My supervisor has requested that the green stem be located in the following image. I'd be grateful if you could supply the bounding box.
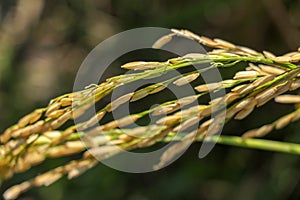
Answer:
[164,135,300,155]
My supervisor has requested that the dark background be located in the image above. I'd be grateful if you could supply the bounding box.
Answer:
[1,0,300,199]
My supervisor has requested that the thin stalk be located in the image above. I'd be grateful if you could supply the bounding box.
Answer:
[163,134,300,155]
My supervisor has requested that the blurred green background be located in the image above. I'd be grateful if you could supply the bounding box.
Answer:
[1,0,300,199]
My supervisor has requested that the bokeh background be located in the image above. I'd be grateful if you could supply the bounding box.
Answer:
[1,0,300,199]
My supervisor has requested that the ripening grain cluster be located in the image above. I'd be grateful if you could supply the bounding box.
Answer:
[1,29,300,199]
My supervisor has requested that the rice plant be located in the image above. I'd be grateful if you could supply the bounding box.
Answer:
[1,29,300,199]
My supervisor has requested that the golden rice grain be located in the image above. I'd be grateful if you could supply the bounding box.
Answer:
[183,53,207,60]
[242,124,273,138]
[23,151,44,166]
[291,53,300,62]
[255,90,275,107]
[72,104,91,119]
[26,134,39,144]
[43,131,61,139]
[231,84,248,93]
[214,38,236,49]
[199,36,218,47]
[235,97,255,110]
[148,83,167,94]
[152,33,175,48]
[225,92,240,103]
[45,103,61,117]
[152,103,179,116]
[67,159,97,179]
[195,82,220,92]
[273,56,291,63]
[126,126,149,138]
[118,134,134,142]
[82,111,106,129]
[180,29,202,41]
[47,109,65,119]
[109,92,133,111]
[209,97,223,105]
[259,64,285,75]
[246,63,261,72]
[234,99,256,120]
[275,95,300,104]
[251,75,275,88]
[156,115,181,125]
[47,145,80,158]
[237,46,259,55]
[178,95,198,107]
[3,181,31,200]
[275,113,294,130]
[50,111,72,129]
[200,106,212,117]
[263,50,276,59]
[290,80,300,91]
[85,145,120,159]
[121,61,149,70]
[283,51,298,57]
[29,109,43,124]
[237,76,274,95]
[205,120,223,136]
[60,98,73,107]
[14,120,44,138]
[83,135,110,147]
[199,118,213,129]
[173,73,200,86]
[33,168,64,187]
[18,114,33,128]
[116,114,140,127]
[173,116,200,132]
[130,88,150,102]
[153,131,194,170]
[233,71,259,79]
